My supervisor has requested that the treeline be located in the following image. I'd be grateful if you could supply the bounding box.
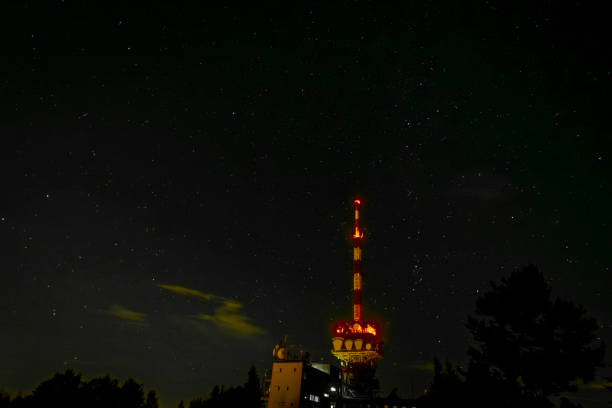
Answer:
[0,365,261,408]
[0,370,159,408]
[417,265,606,408]
[181,366,261,408]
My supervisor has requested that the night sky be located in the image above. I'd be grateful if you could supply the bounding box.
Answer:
[3,1,612,407]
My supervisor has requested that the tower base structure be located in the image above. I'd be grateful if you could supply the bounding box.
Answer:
[264,340,413,408]
[331,320,383,399]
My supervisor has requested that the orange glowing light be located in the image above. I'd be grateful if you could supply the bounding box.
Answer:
[334,320,378,338]
[354,199,361,205]
[353,227,364,238]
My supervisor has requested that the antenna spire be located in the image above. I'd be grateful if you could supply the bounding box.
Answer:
[352,198,363,322]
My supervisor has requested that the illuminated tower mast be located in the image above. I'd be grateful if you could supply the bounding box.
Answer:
[353,199,363,323]
[331,198,383,396]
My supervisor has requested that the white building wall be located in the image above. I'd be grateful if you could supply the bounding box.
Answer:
[266,361,304,408]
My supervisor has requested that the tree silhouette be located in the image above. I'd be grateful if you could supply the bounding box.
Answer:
[186,365,262,408]
[425,357,466,407]
[422,265,605,408]
[30,369,83,408]
[0,369,156,408]
[120,378,146,408]
[209,385,220,402]
[0,391,10,408]
[245,365,262,403]
[144,390,159,408]
[188,396,206,408]
[81,375,121,408]
[465,265,605,406]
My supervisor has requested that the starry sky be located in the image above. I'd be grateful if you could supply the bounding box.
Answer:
[3,1,612,407]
